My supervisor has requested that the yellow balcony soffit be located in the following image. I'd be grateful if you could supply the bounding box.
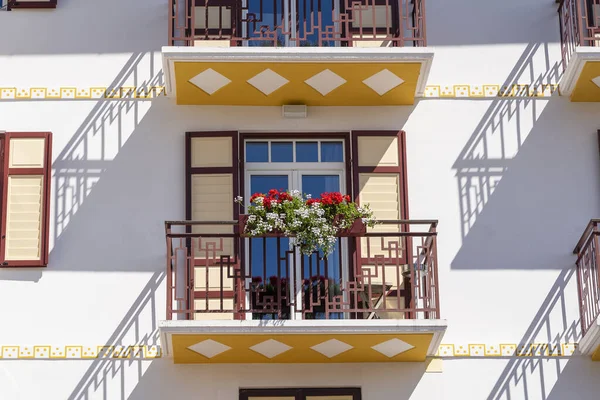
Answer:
[161,46,434,106]
[159,319,447,364]
[559,47,600,102]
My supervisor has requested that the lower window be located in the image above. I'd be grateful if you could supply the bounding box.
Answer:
[239,388,361,400]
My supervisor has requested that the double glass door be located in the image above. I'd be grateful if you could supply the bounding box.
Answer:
[244,140,347,320]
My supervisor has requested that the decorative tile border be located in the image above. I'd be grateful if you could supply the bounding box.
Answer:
[0,87,166,100]
[423,84,559,98]
[436,343,577,357]
[0,343,578,359]
[0,84,559,100]
[0,345,161,359]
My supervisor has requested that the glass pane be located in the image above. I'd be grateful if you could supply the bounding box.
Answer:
[246,0,285,46]
[297,0,335,47]
[301,174,342,320]
[249,175,290,320]
[302,175,340,197]
[271,142,294,162]
[246,142,269,162]
[321,142,343,162]
[296,142,319,162]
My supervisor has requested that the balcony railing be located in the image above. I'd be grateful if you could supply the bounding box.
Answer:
[574,219,600,336]
[165,220,439,321]
[559,0,600,66]
[168,0,426,47]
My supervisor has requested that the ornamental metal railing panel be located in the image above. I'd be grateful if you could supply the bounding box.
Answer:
[169,0,426,47]
[165,219,439,321]
[558,0,600,67]
[573,219,600,336]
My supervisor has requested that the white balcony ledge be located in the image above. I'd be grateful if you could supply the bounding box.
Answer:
[159,319,447,364]
[161,46,434,106]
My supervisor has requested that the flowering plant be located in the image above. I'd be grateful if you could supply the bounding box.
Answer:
[235,189,376,255]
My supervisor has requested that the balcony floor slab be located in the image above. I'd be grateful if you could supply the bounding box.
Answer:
[161,47,434,106]
[560,47,600,102]
[159,319,447,364]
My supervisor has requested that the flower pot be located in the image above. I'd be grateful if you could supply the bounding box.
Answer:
[238,214,285,237]
[335,216,366,237]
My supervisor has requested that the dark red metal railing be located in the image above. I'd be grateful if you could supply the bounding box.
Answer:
[165,220,439,321]
[169,0,426,47]
[559,0,600,67]
[573,219,600,336]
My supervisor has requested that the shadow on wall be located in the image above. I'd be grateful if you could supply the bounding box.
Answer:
[66,271,164,400]
[127,361,427,400]
[426,0,560,46]
[0,0,166,54]
[484,268,582,399]
[452,42,600,270]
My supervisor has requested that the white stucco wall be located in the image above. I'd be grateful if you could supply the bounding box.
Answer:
[1,0,600,399]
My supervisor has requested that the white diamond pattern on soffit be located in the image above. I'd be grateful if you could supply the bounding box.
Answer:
[593,76,600,88]
[249,339,292,359]
[310,339,354,358]
[188,68,232,95]
[247,69,290,95]
[371,338,414,358]
[362,69,404,96]
[187,339,232,359]
[304,69,347,96]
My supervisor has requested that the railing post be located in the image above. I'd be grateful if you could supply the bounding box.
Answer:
[166,224,173,320]
[431,223,440,319]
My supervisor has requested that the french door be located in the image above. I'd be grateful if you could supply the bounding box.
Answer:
[242,0,339,46]
[244,139,347,320]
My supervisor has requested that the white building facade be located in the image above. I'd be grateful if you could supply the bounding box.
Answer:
[1,0,600,399]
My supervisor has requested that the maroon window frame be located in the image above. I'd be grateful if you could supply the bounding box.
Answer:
[0,132,52,268]
[7,0,57,10]
[239,388,362,400]
[185,131,241,318]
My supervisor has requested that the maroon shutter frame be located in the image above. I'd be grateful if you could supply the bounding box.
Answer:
[350,130,410,315]
[0,132,52,268]
[185,131,241,319]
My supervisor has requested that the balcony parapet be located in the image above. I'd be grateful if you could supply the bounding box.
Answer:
[574,219,600,360]
[558,0,600,101]
[161,219,446,363]
[169,0,426,47]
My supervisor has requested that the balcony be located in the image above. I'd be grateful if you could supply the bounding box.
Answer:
[558,0,600,101]
[159,220,447,364]
[161,0,432,106]
[168,0,426,47]
[574,220,600,360]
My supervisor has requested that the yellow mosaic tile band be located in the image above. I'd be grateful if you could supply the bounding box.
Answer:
[436,343,577,357]
[423,84,559,98]
[0,344,577,359]
[0,84,559,100]
[0,345,161,359]
[0,87,166,100]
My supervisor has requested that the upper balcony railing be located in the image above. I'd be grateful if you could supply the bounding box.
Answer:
[169,0,426,47]
[165,220,439,321]
[559,0,600,67]
[573,219,600,336]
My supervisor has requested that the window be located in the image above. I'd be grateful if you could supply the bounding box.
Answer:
[185,131,408,319]
[5,0,57,10]
[239,388,361,400]
[0,132,52,267]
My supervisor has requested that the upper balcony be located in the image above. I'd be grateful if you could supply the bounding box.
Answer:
[162,0,433,107]
[573,220,600,360]
[159,220,446,364]
[558,0,600,101]
[168,0,426,47]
